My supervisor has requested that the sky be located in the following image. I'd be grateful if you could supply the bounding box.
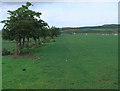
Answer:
[0,1,118,29]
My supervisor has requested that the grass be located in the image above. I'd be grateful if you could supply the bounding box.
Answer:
[2,34,118,89]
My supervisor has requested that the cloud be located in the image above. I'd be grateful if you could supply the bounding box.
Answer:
[1,0,119,2]
[0,2,118,29]
[35,2,117,27]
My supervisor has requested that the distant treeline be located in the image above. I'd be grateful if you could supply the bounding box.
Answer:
[60,24,120,34]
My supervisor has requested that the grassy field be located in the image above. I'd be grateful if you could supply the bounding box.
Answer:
[61,28,118,34]
[2,34,118,89]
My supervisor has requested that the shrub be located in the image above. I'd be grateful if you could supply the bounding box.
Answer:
[2,48,11,56]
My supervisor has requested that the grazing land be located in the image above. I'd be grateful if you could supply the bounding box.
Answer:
[2,34,118,89]
[60,24,119,34]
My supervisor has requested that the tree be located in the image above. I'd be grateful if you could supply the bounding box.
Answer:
[49,26,60,39]
[33,19,49,46]
[1,2,48,54]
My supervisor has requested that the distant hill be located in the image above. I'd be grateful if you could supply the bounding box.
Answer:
[60,24,119,34]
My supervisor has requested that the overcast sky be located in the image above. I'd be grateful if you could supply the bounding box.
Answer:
[0,2,118,29]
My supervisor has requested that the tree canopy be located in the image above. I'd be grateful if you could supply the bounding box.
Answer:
[1,2,60,55]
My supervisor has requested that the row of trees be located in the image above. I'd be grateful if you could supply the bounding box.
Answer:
[1,2,60,54]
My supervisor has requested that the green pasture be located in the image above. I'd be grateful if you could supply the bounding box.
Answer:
[2,34,118,89]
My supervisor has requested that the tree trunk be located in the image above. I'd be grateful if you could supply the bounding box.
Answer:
[26,38,29,48]
[38,37,41,46]
[16,40,19,55]
[18,38,22,54]
[15,39,21,55]
[19,39,22,50]
[22,37,25,48]
[33,37,37,47]
[51,35,54,39]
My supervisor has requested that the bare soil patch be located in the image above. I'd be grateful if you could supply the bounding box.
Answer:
[9,54,40,60]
